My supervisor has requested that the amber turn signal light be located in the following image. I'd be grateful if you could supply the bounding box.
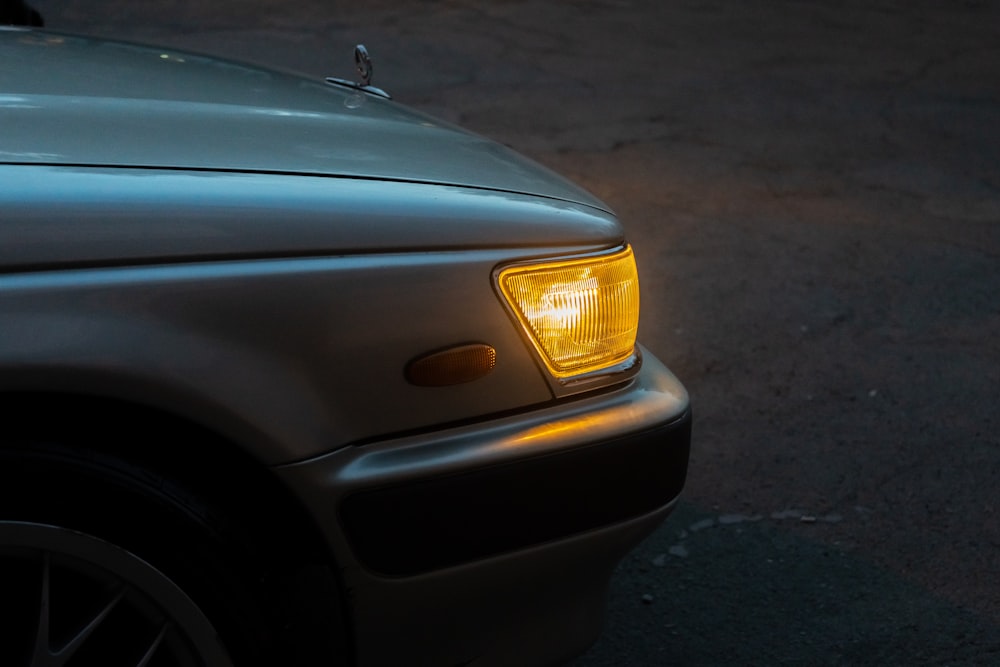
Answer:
[406,343,497,387]
[497,246,640,379]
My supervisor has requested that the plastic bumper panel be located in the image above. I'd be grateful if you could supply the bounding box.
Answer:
[275,349,690,666]
[341,411,690,576]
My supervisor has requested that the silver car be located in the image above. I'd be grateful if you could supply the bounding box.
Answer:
[0,27,691,667]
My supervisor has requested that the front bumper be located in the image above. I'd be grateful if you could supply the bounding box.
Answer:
[276,347,690,666]
[341,407,689,577]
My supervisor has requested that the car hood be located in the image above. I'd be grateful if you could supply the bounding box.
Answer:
[0,28,609,213]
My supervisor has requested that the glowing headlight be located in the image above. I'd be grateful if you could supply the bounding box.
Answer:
[497,246,640,378]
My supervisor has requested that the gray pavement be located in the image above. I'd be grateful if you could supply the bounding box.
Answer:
[30,0,1000,664]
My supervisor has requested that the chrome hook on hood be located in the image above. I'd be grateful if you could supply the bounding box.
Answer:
[326,43,391,99]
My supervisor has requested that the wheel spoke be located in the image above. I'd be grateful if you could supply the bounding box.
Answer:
[29,550,125,667]
[52,587,125,663]
[135,622,170,667]
[30,552,53,667]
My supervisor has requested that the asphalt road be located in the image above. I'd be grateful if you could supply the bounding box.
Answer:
[30,0,1000,664]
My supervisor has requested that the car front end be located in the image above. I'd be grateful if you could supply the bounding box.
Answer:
[0,28,689,666]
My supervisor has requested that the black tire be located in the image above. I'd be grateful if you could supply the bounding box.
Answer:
[0,441,342,667]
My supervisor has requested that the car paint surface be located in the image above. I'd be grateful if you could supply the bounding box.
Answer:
[0,29,608,212]
[0,166,621,271]
[0,246,596,462]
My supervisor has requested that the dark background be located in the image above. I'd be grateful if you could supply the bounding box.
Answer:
[27,1,1000,663]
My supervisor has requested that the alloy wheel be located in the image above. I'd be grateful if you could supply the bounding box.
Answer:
[0,521,232,667]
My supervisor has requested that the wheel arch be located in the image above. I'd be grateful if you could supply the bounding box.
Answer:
[0,390,354,665]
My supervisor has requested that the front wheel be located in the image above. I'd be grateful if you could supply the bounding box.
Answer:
[0,441,346,667]
[0,521,233,667]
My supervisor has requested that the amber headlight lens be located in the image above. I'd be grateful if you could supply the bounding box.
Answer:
[497,246,640,378]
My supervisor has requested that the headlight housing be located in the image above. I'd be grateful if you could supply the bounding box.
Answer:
[497,245,640,381]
